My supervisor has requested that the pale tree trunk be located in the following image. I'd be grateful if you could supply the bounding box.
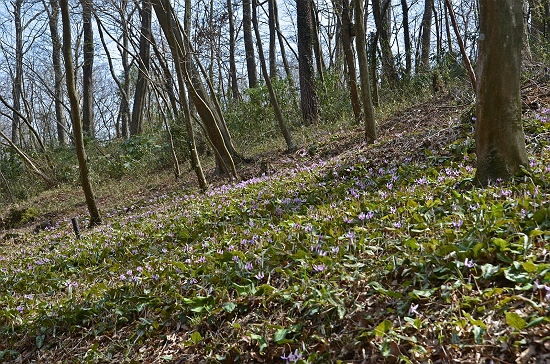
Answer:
[297,0,319,125]
[252,0,296,151]
[131,0,152,136]
[82,0,94,137]
[274,0,294,86]
[342,0,361,123]
[120,0,131,138]
[243,0,258,88]
[60,0,101,226]
[418,0,433,72]
[12,0,23,145]
[475,0,528,186]
[355,0,376,144]
[45,0,68,146]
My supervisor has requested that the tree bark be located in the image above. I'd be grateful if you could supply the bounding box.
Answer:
[419,0,433,72]
[475,0,528,186]
[227,0,240,100]
[131,0,152,136]
[372,0,399,86]
[82,0,95,137]
[243,0,258,88]
[268,0,277,78]
[12,0,23,145]
[61,0,102,226]
[355,0,376,144]
[400,0,412,76]
[342,0,361,123]
[297,0,319,125]
[46,0,68,146]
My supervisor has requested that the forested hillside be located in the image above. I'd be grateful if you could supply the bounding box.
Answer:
[0,0,550,362]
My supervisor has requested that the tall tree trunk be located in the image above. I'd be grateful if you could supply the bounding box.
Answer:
[243,0,258,88]
[61,0,101,226]
[131,0,152,136]
[418,0,433,72]
[12,0,23,145]
[252,0,296,151]
[268,0,277,78]
[342,0,361,123]
[475,0,528,186]
[311,2,326,89]
[82,0,94,137]
[372,0,399,86]
[46,0,68,146]
[400,0,412,76]
[297,0,319,125]
[274,0,294,85]
[444,0,453,53]
[355,0,376,144]
[227,0,240,100]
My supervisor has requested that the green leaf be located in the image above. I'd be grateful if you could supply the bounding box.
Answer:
[274,328,290,344]
[533,208,549,223]
[472,325,484,344]
[480,263,500,279]
[505,312,526,330]
[374,320,393,338]
[222,302,237,313]
[190,331,203,344]
[504,268,530,284]
[521,261,538,273]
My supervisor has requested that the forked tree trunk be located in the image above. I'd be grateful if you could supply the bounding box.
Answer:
[475,0,528,186]
[60,0,101,226]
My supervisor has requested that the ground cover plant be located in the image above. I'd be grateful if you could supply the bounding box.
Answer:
[0,92,550,363]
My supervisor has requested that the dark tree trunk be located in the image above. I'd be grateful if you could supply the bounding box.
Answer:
[297,0,319,125]
[12,0,23,145]
[400,0,412,76]
[131,0,152,136]
[228,0,240,99]
[268,0,277,78]
[475,0,528,186]
[243,0,258,88]
[61,0,102,226]
[82,0,94,137]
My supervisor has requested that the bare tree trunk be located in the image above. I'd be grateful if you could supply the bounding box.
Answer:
[475,0,528,186]
[355,0,376,144]
[444,0,453,53]
[12,0,23,145]
[268,0,277,78]
[297,0,320,125]
[61,0,101,226]
[400,0,412,76]
[372,0,399,86]
[419,0,433,72]
[311,1,326,89]
[227,0,240,100]
[243,0,258,88]
[82,0,95,137]
[253,0,296,151]
[131,0,152,136]
[45,0,68,146]
[342,0,361,123]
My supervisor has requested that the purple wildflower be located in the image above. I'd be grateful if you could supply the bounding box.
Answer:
[408,303,419,316]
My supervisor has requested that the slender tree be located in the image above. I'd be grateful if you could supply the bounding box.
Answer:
[474,0,528,186]
[372,0,399,85]
[400,0,412,76]
[342,0,361,123]
[81,0,95,137]
[60,0,102,226]
[297,0,319,125]
[419,0,433,72]
[227,0,240,100]
[11,0,23,145]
